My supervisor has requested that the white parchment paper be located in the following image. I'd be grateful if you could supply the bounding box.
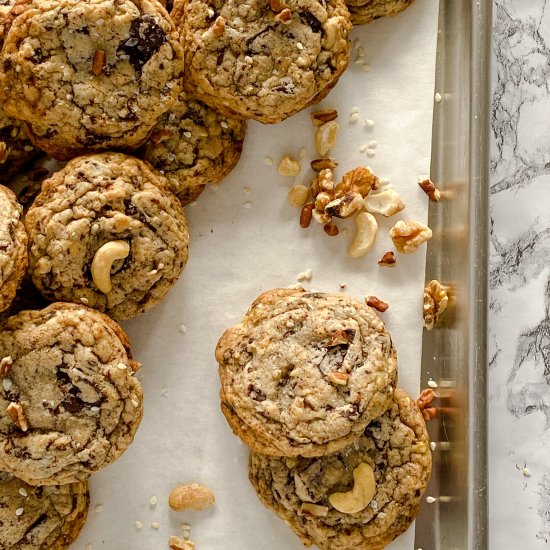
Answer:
[74,2,439,548]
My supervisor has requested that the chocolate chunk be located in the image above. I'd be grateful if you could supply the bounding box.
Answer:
[118,15,167,71]
[299,11,322,33]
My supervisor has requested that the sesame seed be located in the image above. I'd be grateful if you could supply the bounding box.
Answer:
[150,495,157,506]
[181,523,191,530]
[220,121,229,129]
[367,140,378,148]
[207,8,214,16]
[428,379,438,388]
[349,112,359,123]
[426,496,436,504]
[183,131,192,138]
[435,92,442,103]
[90,406,100,413]
[117,363,127,370]
[523,467,532,478]
[299,147,307,159]
[366,148,376,157]
[131,399,139,408]
[362,64,371,72]
[430,441,436,451]
[296,42,304,50]
[18,488,28,497]
[364,119,375,129]
[86,545,93,550]
[359,144,369,153]
[15,507,24,516]
[161,388,168,397]
[80,297,89,304]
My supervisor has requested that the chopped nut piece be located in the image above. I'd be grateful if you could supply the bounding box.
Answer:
[336,166,377,198]
[169,484,215,512]
[389,220,432,254]
[278,155,301,177]
[423,279,449,330]
[299,503,329,517]
[310,108,338,126]
[422,407,438,421]
[212,16,226,36]
[315,120,339,157]
[328,330,353,346]
[299,203,314,228]
[275,7,292,22]
[268,0,286,11]
[311,158,338,172]
[328,371,349,385]
[169,536,195,550]
[325,192,364,219]
[364,189,405,217]
[365,296,389,312]
[314,191,332,211]
[288,184,310,207]
[311,169,335,198]
[417,388,436,410]
[92,49,106,76]
[348,212,378,259]
[312,209,331,225]
[328,463,376,514]
[323,223,339,236]
[0,356,13,377]
[7,402,28,432]
[418,178,441,202]
[378,251,396,267]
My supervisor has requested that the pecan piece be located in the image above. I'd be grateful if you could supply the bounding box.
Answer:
[323,223,339,236]
[92,49,106,76]
[417,388,436,409]
[268,0,286,11]
[310,108,338,126]
[275,8,292,22]
[378,251,396,267]
[311,158,339,172]
[365,296,389,312]
[418,178,441,202]
[212,16,226,36]
[299,203,314,228]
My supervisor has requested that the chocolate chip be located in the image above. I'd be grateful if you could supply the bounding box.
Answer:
[118,15,167,71]
[247,384,266,402]
[299,11,322,33]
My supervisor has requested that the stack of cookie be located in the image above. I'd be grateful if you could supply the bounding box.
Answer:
[216,288,432,549]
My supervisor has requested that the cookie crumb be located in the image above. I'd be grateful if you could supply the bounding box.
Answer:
[161,388,168,397]
[264,157,273,166]
[179,324,187,334]
[95,504,103,513]
[135,520,143,530]
[169,484,215,512]
[150,495,158,507]
[151,522,161,530]
[364,119,375,129]
[243,201,252,209]
[426,496,436,504]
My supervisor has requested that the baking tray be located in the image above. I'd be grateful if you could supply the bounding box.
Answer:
[414,1,491,549]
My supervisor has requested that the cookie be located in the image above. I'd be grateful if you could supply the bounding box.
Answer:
[0,106,41,184]
[0,0,184,160]
[0,472,89,549]
[249,389,432,550]
[25,153,190,321]
[216,288,398,457]
[0,302,143,486]
[0,0,15,47]
[140,90,246,205]
[176,0,352,124]
[0,184,27,315]
[345,0,416,25]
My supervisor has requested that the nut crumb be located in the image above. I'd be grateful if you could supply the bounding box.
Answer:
[212,15,226,36]
[364,189,405,217]
[418,178,441,202]
[390,220,432,254]
[311,158,338,172]
[169,484,215,512]
[278,155,301,177]
[423,280,449,330]
[378,251,396,267]
[339,282,347,289]
[95,504,103,513]
[310,108,338,126]
[365,296,389,312]
[288,184,310,207]
[327,371,349,385]
[323,223,339,236]
[170,536,195,550]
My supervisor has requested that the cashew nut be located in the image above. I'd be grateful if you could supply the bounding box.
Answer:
[364,189,405,217]
[348,212,378,259]
[328,463,376,514]
[91,240,130,294]
[315,120,339,157]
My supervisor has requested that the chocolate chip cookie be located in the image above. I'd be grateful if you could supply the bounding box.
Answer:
[216,288,398,457]
[0,302,143,486]
[177,0,352,124]
[249,389,432,550]
[25,153,189,321]
[346,0,416,26]
[0,184,27,315]
[0,472,89,549]
[0,0,15,47]
[140,90,246,205]
[0,0,184,160]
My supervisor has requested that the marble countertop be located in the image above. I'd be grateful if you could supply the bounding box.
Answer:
[490,0,550,548]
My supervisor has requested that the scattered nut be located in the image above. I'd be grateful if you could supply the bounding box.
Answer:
[311,168,335,198]
[327,371,349,385]
[423,280,449,330]
[288,184,310,207]
[299,503,329,517]
[7,402,28,432]
[278,155,301,177]
[417,388,436,410]
[418,178,441,202]
[91,240,130,294]
[389,220,432,254]
[311,158,339,172]
[314,191,332,211]
[328,463,376,514]
[325,192,364,219]
[0,356,13,377]
[275,7,292,22]
[315,120,339,157]
[310,108,338,126]
[323,223,339,236]
[169,484,215,512]
[378,251,396,267]
[365,296,389,312]
[348,212,378,259]
[312,208,332,225]
[422,407,438,421]
[299,203,314,228]
[336,166,377,198]
[92,49,106,76]
[268,0,286,11]
[212,15,226,36]
[169,536,195,550]
[364,189,405,217]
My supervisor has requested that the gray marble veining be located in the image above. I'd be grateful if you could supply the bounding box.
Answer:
[491,1,550,547]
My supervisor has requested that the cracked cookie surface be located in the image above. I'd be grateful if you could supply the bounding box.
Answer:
[0,184,27,314]
[0,472,89,549]
[140,89,246,205]
[0,0,184,159]
[176,0,351,123]
[0,302,143,485]
[249,389,431,550]
[216,288,398,457]
[25,153,189,321]
[345,0,416,25]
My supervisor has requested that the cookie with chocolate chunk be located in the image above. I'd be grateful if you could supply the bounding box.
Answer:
[176,0,352,124]
[0,184,27,315]
[216,288,397,457]
[140,90,246,205]
[0,302,143,486]
[0,0,184,159]
[0,473,89,549]
[346,0,416,26]
[249,389,431,550]
[25,153,189,321]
